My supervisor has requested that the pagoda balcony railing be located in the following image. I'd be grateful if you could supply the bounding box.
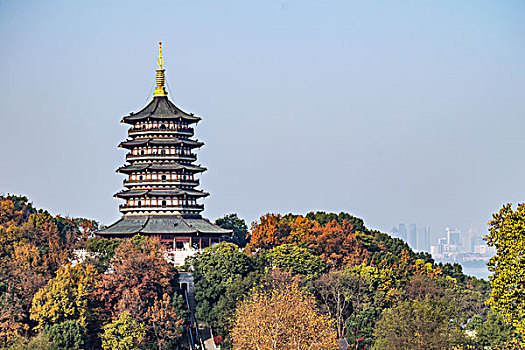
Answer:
[126,153,197,162]
[128,127,194,135]
[123,179,199,187]
[119,204,204,211]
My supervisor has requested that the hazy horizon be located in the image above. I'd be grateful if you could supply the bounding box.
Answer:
[1,1,524,245]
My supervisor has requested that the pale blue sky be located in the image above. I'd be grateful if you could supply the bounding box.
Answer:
[1,0,524,243]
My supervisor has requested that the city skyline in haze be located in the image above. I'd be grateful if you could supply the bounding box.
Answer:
[1,1,524,238]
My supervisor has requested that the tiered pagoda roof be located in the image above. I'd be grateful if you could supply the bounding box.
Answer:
[97,42,231,242]
[122,96,201,124]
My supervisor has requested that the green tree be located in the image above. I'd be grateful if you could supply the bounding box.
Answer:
[6,332,53,350]
[305,211,367,233]
[486,203,525,336]
[101,312,145,350]
[192,242,262,337]
[44,320,86,350]
[84,237,121,272]
[468,311,517,348]
[215,213,249,247]
[266,244,327,279]
[373,296,465,350]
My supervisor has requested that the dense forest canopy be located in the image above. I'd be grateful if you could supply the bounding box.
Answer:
[0,195,522,349]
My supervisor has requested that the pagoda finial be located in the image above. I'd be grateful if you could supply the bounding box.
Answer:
[158,41,164,69]
[154,41,168,97]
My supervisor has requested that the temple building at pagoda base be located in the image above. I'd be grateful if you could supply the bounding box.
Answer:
[98,215,231,265]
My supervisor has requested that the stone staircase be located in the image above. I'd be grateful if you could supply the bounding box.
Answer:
[185,288,216,350]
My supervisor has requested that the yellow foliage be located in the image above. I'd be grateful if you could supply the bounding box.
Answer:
[30,263,99,330]
[231,281,339,350]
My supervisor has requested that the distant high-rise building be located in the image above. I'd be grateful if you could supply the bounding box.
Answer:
[417,226,430,252]
[408,223,417,250]
[398,224,407,242]
[446,228,461,246]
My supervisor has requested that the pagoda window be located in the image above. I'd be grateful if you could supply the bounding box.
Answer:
[160,124,166,130]
[139,175,143,181]
[161,175,166,181]
[138,200,142,206]
[161,149,166,155]
[162,200,167,208]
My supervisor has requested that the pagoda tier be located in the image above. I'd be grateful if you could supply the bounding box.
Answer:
[117,162,206,174]
[97,42,232,256]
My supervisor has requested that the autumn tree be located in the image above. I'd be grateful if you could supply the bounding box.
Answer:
[93,237,185,349]
[0,243,53,344]
[306,220,365,268]
[142,294,184,350]
[486,203,525,336]
[248,213,290,251]
[30,263,99,331]
[230,279,338,350]
[94,238,177,317]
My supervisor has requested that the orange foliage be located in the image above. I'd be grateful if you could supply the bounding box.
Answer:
[305,220,364,268]
[248,214,288,251]
[94,238,176,318]
[285,216,319,244]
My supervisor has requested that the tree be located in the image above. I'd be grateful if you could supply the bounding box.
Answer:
[248,213,290,251]
[305,220,365,268]
[44,320,86,350]
[142,294,184,350]
[94,238,177,318]
[84,237,122,272]
[486,203,525,336]
[373,296,465,350]
[192,242,262,338]
[305,211,367,233]
[266,244,327,280]
[312,268,372,339]
[30,263,99,331]
[467,311,516,348]
[216,213,249,248]
[230,279,338,350]
[93,237,184,349]
[101,312,145,350]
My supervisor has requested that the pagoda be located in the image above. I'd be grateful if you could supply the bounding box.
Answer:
[97,43,231,263]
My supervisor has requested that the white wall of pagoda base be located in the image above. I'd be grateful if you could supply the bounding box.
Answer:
[164,248,204,266]
[73,247,204,267]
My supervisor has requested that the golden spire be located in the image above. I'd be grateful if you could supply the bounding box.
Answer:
[154,41,168,97]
